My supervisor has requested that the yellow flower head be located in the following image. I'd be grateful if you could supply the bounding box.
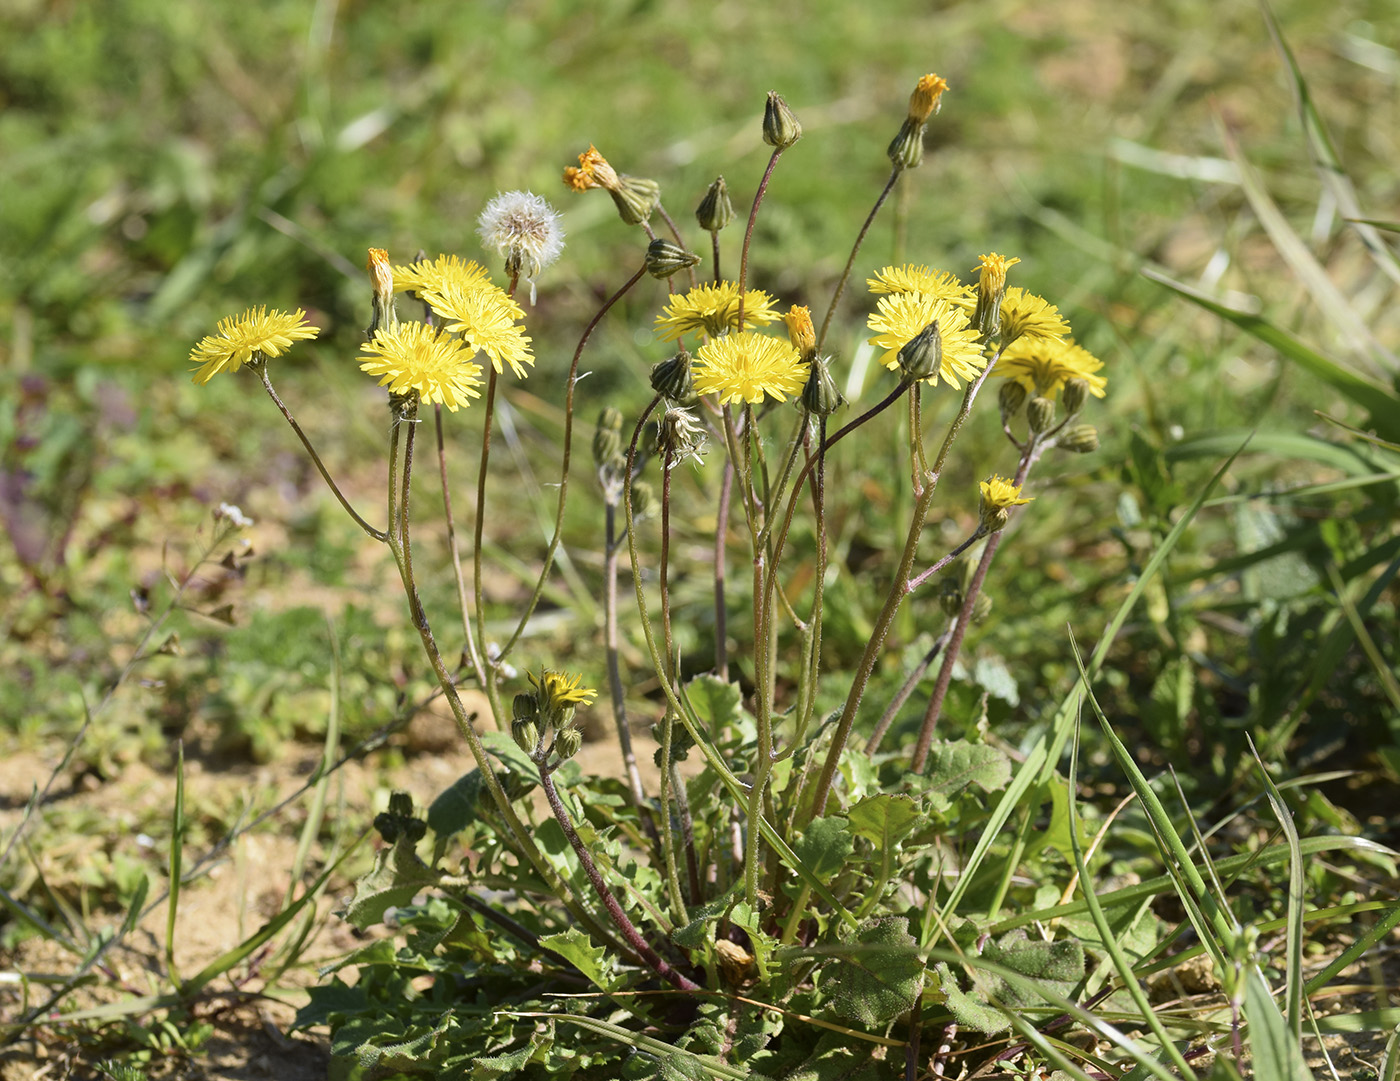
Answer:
[694,331,809,405]
[867,264,974,309]
[528,669,598,727]
[359,322,484,412]
[654,281,781,342]
[421,280,534,378]
[393,254,492,298]
[189,307,320,384]
[999,287,1071,345]
[979,474,1032,532]
[907,74,949,123]
[563,145,621,193]
[867,293,987,388]
[784,304,816,357]
[996,337,1107,399]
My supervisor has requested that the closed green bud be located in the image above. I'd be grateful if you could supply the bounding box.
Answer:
[897,320,943,383]
[631,480,657,520]
[512,718,540,755]
[971,592,993,622]
[609,176,661,225]
[650,350,695,402]
[554,727,582,761]
[599,406,624,432]
[696,175,734,233]
[998,380,1027,418]
[593,425,622,466]
[1062,377,1089,416]
[984,507,1011,533]
[387,791,414,818]
[1027,395,1055,433]
[939,579,963,617]
[887,117,925,170]
[513,692,539,723]
[762,91,803,150]
[801,354,843,416]
[1059,423,1100,453]
[645,238,701,280]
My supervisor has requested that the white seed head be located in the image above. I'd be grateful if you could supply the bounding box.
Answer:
[477,190,565,303]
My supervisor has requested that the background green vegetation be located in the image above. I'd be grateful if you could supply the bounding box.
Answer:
[1,0,1397,1073]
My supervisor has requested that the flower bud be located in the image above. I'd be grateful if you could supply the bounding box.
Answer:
[366,248,399,338]
[801,354,843,416]
[938,579,963,617]
[512,692,539,723]
[645,238,701,280]
[1027,395,1056,434]
[554,727,582,761]
[978,475,1033,532]
[512,718,540,756]
[387,791,415,819]
[1058,423,1100,454]
[785,305,817,360]
[907,74,949,124]
[971,253,1019,341]
[983,507,1010,533]
[886,118,925,170]
[897,320,943,383]
[971,592,993,622]
[762,91,803,150]
[609,175,661,225]
[599,406,623,432]
[998,380,1027,418]
[631,480,657,520]
[650,350,695,402]
[696,176,734,233]
[1062,377,1089,416]
[593,424,622,466]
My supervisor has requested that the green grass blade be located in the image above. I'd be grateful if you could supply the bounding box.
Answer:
[1324,562,1400,712]
[1248,738,1304,1042]
[165,740,185,991]
[1244,964,1316,1081]
[1379,1015,1400,1081]
[1067,718,1196,1077]
[1142,268,1400,441]
[1303,902,1400,996]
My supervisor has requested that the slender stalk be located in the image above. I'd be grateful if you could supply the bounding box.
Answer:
[538,768,700,992]
[711,231,723,285]
[865,630,949,756]
[911,434,1041,770]
[470,366,506,724]
[713,461,733,679]
[497,264,649,661]
[657,450,689,922]
[655,201,698,293]
[816,167,902,354]
[435,404,486,682]
[904,529,985,594]
[603,502,649,814]
[256,362,386,542]
[735,148,784,331]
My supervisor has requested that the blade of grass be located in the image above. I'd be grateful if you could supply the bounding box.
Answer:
[1248,737,1304,1042]
[165,740,185,991]
[1302,902,1400,997]
[1244,964,1316,1081]
[1379,1015,1400,1081]
[1142,268,1400,441]
[1324,562,1400,711]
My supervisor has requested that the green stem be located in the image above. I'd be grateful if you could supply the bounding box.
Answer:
[713,461,733,679]
[658,450,689,923]
[435,404,486,683]
[604,502,649,815]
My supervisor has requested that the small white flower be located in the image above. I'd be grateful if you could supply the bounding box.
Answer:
[477,190,565,304]
[215,502,254,528]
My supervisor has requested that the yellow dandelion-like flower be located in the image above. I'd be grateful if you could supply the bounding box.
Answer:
[529,668,598,710]
[393,254,493,298]
[694,331,809,405]
[999,287,1071,345]
[907,73,950,123]
[421,281,534,378]
[973,252,1020,299]
[359,322,484,412]
[867,264,974,308]
[784,304,816,357]
[979,474,1032,532]
[867,293,987,388]
[189,306,320,384]
[654,281,781,342]
[996,337,1107,399]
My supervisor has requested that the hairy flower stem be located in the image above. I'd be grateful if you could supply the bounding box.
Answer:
[537,766,700,992]
[657,450,690,922]
[912,435,1041,770]
[713,462,733,679]
[655,201,698,293]
[470,366,507,727]
[435,405,487,683]
[603,503,650,819]
[257,363,386,542]
[816,166,902,354]
[387,414,622,953]
[711,231,723,286]
[865,630,949,756]
[735,148,784,331]
[798,362,999,824]
[497,264,649,663]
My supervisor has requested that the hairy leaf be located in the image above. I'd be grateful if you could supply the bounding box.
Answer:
[825,916,924,1027]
